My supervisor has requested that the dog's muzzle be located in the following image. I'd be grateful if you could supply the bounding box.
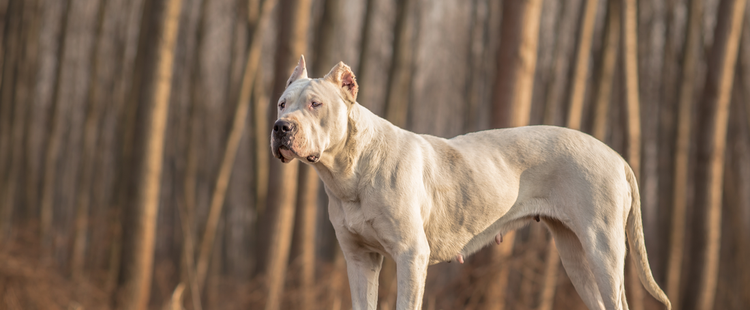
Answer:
[271,119,296,162]
[271,119,321,164]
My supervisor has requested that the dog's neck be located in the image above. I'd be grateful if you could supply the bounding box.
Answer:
[312,103,388,202]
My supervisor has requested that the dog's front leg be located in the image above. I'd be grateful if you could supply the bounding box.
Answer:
[341,246,384,310]
[393,238,430,310]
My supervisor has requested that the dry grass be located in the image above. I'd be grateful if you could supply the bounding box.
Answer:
[0,224,633,310]
[0,229,110,310]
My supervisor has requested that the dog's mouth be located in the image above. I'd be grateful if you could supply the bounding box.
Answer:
[277,145,296,163]
[275,145,320,164]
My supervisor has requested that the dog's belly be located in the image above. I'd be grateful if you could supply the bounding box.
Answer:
[421,170,521,264]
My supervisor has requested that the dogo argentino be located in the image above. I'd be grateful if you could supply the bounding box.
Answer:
[271,56,671,310]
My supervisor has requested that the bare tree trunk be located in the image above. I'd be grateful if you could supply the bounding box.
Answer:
[119,0,183,308]
[465,0,493,133]
[39,0,72,261]
[384,0,415,128]
[355,0,374,93]
[177,191,202,310]
[566,0,599,130]
[621,0,645,308]
[253,68,269,216]
[543,0,582,126]
[692,0,746,309]
[26,0,67,244]
[485,1,542,309]
[291,165,319,309]
[538,238,560,310]
[0,0,26,242]
[104,0,145,294]
[194,0,277,294]
[665,0,702,307]
[263,161,299,310]
[490,0,543,129]
[592,0,621,141]
[263,0,312,308]
[71,0,106,280]
[0,0,8,93]
[0,1,21,219]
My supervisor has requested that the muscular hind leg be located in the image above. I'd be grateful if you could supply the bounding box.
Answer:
[578,224,629,310]
[545,218,605,310]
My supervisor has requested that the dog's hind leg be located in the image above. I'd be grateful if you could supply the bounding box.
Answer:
[545,218,606,310]
[578,220,629,310]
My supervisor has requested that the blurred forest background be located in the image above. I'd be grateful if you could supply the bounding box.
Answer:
[1,0,750,309]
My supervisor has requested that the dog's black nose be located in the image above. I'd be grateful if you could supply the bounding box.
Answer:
[273,120,294,134]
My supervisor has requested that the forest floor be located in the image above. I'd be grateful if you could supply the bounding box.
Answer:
[0,227,109,310]
[1,224,665,310]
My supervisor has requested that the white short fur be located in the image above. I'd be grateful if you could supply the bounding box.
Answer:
[270,56,671,310]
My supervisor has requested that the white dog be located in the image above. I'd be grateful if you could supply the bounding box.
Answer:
[271,56,671,310]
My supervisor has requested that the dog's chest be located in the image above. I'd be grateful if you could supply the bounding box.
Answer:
[328,199,385,252]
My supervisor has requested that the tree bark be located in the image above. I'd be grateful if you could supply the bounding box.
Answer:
[119,0,183,308]
[71,0,107,279]
[485,1,542,309]
[543,0,582,126]
[0,0,26,242]
[592,0,621,141]
[691,0,746,309]
[104,0,145,293]
[39,0,72,261]
[665,0,702,308]
[253,68,269,216]
[566,0,599,130]
[538,239,560,310]
[490,0,542,129]
[293,165,319,309]
[384,0,415,128]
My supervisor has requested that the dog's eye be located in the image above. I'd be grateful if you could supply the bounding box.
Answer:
[311,101,322,108]
[279,100,286,109]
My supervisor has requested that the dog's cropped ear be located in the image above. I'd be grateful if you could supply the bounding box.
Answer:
[324,62,358,103]
[286,55,308,88]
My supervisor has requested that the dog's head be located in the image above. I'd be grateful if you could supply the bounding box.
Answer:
[271,55,359,164]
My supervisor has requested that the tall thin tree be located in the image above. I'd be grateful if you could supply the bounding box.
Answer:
[71,0,107,279]
[665,0,702,308]
[120,0,183,308]
[567,0,599,130]
[384,0,416,128]
[592,0,621,142]
[692,0,747,309]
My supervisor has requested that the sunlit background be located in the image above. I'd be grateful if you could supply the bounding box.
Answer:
[0,0,749,309]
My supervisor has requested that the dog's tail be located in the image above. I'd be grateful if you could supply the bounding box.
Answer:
[625,164,672,310]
